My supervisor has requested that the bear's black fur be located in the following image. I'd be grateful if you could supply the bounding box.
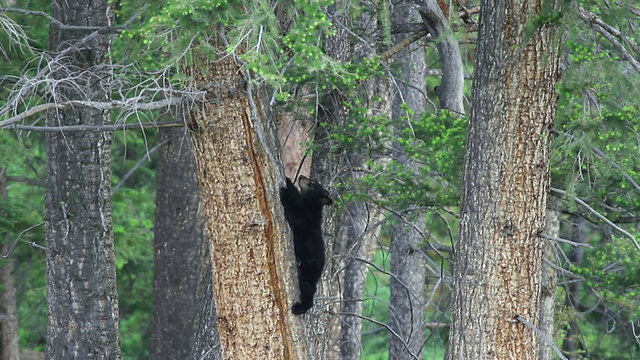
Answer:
[279,175,332,315]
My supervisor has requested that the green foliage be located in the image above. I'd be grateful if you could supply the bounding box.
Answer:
[111,136,156,360]
[330,108,466,210]
[361,248,449,359]
[0,132,47,350]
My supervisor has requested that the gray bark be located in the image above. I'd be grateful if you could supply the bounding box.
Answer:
[445,0,562,358]
[562,216,586,359]
[45,0,120,357]
[415,0,465,114]
[389,3,428,359]
[0,243,19,360]
[538,208,559,360]
[338,202,373,360]
[151,126,221,360]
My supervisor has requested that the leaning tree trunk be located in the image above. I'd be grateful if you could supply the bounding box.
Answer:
[151,126,221,360]
[44,0,120,358]
[186,32,307,359]
[445,0,562,359]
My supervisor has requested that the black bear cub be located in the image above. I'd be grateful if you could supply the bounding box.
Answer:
[279,175,332,314]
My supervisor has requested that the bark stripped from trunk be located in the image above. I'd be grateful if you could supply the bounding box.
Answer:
[187,38,306,359]
[446,0,561,358]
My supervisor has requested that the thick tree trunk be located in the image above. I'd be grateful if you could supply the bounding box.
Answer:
[44,0,120,358]
[187,34,306,359]
[151,126,221,360]
[446,0,561,358]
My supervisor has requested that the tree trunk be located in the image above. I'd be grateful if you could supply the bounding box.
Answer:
[338,201,374,360]
[445,0,561,358]
[538,207,559,360]
[562,216,586,359]
[187,33,306,359]
[151,126,221,360]
[417,0,465,114]
[44,0,120,358]
[388,3,428,359]
[0,242,19,360]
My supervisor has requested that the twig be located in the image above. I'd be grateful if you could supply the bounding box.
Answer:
[540,232,594,248]
[335,312,421,360]
[111,138,170,196]
[1,222,45,259]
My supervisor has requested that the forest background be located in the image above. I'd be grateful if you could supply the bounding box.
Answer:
[1,0,640,359]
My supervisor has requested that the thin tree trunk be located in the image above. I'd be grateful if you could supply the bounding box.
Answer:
[338,202,374,360]
[562,216,586,359]
[417,0,465,114]
[151,125,221,360]
[0,243,19,360]
[388,3,428,359]
[538,207,559,360]
[187,33,306,359]
[445,0,562,358]
[44,0,120,358]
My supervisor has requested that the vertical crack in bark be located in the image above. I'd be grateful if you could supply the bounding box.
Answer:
[240,107,293,360]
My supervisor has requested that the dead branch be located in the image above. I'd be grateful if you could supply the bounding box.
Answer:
[12,120,185,132]
[578,7,640,74]
[0,97,201,129]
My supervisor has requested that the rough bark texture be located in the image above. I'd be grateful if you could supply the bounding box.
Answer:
[0,243,19,360]
[45,0,121,358]
[389,3,428,359]
[151,126,221,360]
[187,36,306,359]
[538,207,559,360]
[446,0,561,358]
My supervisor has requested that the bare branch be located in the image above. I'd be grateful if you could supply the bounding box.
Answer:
[0,97,202,129]
[1,222,45,260]
[550,187,640,252]
[0,6,148,120]
[12,119,185,132]
[335,312,421,360]
[540,233,594,248]
[514,315,568,360]
[111,138,170,196]
[3,8,98,31]
[552,129,640,194]
[578,7,640,74]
